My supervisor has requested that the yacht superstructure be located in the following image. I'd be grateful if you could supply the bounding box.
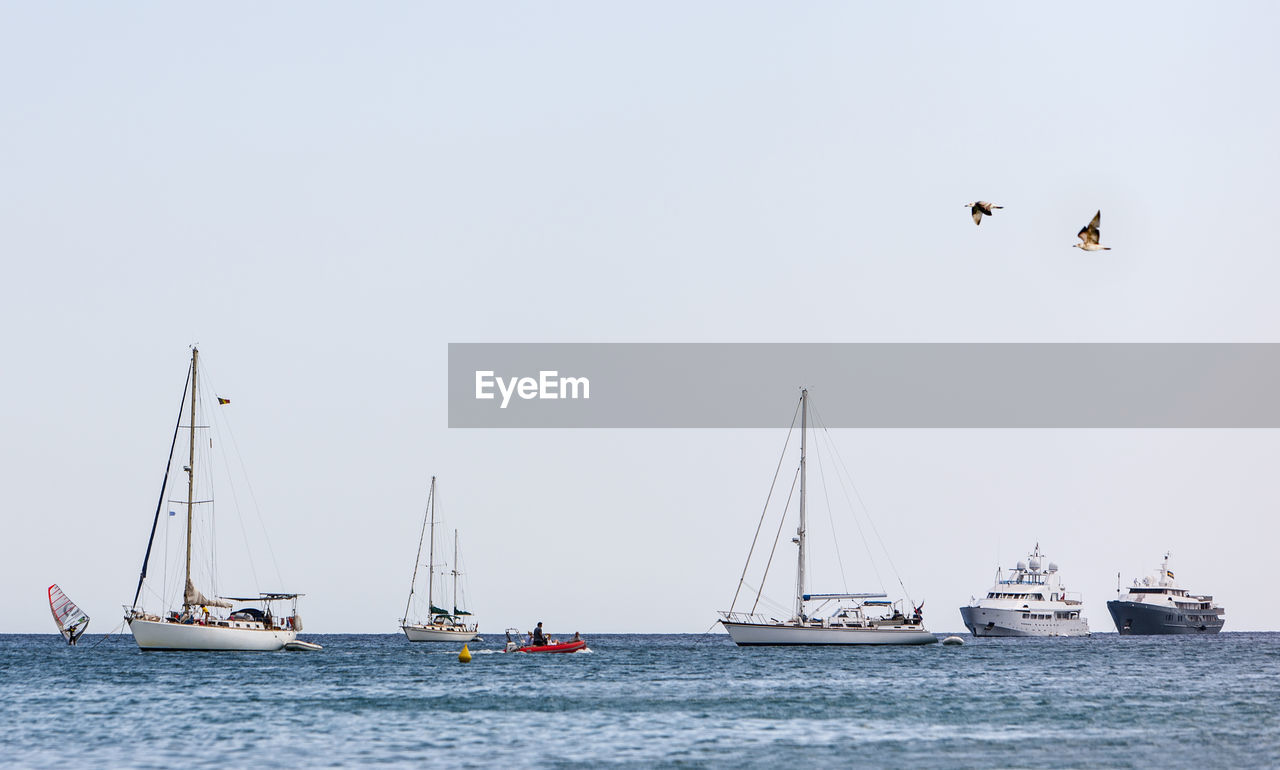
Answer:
[1107,553,1224,635]
[959,544,1089,637]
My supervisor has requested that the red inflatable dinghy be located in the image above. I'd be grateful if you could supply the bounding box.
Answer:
[513,639,587,654]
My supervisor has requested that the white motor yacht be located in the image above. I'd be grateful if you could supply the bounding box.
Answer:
[959,544,1089,637]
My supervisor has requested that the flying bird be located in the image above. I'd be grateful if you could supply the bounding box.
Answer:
[965,201,1002,225]
[1073,210,1111,251]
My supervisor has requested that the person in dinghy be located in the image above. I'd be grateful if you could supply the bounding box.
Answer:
[503,623,588,653]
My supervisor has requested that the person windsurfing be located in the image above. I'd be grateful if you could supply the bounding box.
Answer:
[48,584,90,646]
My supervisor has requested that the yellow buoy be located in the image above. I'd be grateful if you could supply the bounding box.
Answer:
[458,644,472,663]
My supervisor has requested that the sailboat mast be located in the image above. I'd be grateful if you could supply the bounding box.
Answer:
[184,347,198,610]
[427,476,437,617]
[402,475,435,623]
[795,388,807,620]
[452,529,458,616]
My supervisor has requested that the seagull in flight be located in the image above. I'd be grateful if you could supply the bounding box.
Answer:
[965,201,1002,226]
[1073,210,1111,251]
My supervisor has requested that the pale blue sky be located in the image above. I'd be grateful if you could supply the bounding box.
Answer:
[3,3,1279,633]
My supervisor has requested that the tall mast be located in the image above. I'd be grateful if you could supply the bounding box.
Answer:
[452,529,459,616]
[184,347,198,609]
[402,475,435,623]
[427,477,437,617]
[795,388,808,620]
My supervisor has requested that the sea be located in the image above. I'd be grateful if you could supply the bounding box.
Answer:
[2,632,1277,768]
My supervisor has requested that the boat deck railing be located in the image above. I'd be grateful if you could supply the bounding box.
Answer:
[718,612,779,625]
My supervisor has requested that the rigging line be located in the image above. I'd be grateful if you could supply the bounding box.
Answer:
[161,503,168,605]
[132,360,192,609]
[143,581,167,606]
[203,363,286,589]
[454,539,470,612]
[812,409,889,595]
[811,402,915,607]
[191,514,213,594]
[728,396,802,613]
[403,479,433,623]
[86,621,127,649]
[810,433,849,593]
[189,396,218,598]
[162,487,171,610]
[813,413,886,594]
[750,464,801,615]
[202,398,220,597]
[740,581,794,617]
[691,618,727,648]
[201,366,264,593]
[205,386,263,592]
[429,487,444,610]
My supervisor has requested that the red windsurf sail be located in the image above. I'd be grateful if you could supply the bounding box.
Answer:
[48,584,90,645]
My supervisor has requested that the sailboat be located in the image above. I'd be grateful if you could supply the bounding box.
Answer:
[718,388,938,645]
[124,347,303,651]
[48,584,89,645]
[401,476,479,642]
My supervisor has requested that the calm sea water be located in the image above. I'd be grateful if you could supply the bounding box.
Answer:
[2,632,1277,767]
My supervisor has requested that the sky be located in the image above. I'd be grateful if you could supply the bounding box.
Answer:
[3,2,1280,634]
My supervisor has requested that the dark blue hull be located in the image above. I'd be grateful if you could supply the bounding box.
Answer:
[1107,600,1225,635]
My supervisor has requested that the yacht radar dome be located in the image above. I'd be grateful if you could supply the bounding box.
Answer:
[1028,557,1042,571]
[1016,561,1027,571]
[1048,562,1059,573]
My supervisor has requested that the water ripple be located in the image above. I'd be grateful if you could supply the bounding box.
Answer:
[2,633,1277,767]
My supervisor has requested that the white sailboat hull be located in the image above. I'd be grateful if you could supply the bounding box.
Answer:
[129,617,296,651]
[722,620,938,646]
[401,624,479,643]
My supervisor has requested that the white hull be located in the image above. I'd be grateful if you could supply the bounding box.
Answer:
[722,620,938,646]
[402,624,479,643]
[129,617,296,651]
[284,640,323,651]
[959,606,1090,637]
